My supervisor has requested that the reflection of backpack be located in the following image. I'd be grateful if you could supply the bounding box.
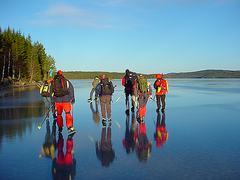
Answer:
[138,76,148,93]
[101,79,114,95]
[53,75,69,97]
[125,71,137,88]
[40,81,51,97]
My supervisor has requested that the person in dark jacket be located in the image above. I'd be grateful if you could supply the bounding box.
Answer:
[95,74,114,126]
[122,113,137,154]
[121,69,138,115]
[51,70,76,135]
[95,125,115,167]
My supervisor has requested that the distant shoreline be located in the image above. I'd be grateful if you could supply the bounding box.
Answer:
[63,69,240,79]
[0,82,39,98]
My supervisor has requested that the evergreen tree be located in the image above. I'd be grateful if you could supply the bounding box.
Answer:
[0,27,56,84]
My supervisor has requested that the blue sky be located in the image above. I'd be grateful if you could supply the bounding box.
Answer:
[1,0,240,73]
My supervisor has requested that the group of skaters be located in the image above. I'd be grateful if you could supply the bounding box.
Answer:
[40,68,168,136]
[88,69,168,162]
[122,110,168,161]
[38,69,168,175]
[88,69,168,124]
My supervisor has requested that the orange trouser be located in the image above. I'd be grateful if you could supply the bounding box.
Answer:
[55,102,73,128]
[138,106,146,118]
[56,136,73,165]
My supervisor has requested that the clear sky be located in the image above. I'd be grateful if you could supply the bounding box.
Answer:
[1,0,240,73]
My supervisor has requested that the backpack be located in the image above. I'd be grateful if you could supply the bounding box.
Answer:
[125,71,137,88]
[40,81,51,97]
[101,79,114,95]
[138,75,148,93]
[53,75,70,97]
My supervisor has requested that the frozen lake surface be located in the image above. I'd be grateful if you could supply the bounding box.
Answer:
[0,79,240,180]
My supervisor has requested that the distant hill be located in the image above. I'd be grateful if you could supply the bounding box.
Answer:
[164,70,240,78]
[63,70,240,79]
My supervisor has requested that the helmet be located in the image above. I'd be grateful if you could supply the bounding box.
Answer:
[57,70,63,75]
[156,74,162,79]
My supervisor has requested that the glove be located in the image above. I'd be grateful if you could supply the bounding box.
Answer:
[71,98,75,104]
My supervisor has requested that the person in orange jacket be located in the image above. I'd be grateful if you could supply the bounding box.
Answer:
[154,112,168,148]
[153,74,168,113]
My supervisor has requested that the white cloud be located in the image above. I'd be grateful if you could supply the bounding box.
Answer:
[41,4,86,17]
[33,4,113,28]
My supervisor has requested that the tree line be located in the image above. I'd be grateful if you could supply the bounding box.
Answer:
[0,27,56,85]
[63,71,155,79]
[63,70,240,79]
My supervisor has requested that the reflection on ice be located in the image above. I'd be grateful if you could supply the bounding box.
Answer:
[0,79,240,179]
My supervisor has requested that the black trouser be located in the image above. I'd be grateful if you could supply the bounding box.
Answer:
[156,95,166,110]
[125,92,134,110]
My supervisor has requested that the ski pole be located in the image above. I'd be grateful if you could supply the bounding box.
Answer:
[37,105,53,130]
[115,96,121,103]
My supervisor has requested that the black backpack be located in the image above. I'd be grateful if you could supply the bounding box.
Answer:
[125,71,137,88]
[53,75,70,97]
[101,79,114,96]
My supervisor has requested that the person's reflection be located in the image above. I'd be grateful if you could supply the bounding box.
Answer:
[154,112,168,148]
[52,133,76,180]
[135,120,152,162]
[122,113,137,154]
[39,120,57,160]
[96,125,115,167]
[90,100,100,125]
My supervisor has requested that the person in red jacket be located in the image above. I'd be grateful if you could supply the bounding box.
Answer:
[52,133,76,180]
[153,74,168,113]
[51,70,76,136]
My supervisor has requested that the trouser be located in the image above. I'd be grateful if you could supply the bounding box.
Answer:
[138,106,146,119]
[100,95,112,119]
[125,92,137,110]
[156,95,166,110]
[55,102,73,128]
[56,135,74,166]
[101,127,112,149]
[89,87,97,100]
